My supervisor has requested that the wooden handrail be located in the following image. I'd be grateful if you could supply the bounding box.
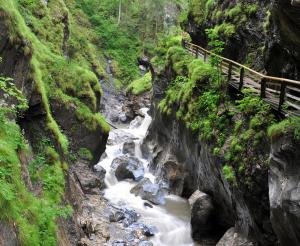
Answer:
[182,39,300,116]
[184,40,300,87]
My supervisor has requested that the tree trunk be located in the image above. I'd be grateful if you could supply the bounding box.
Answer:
[118,0,122,25]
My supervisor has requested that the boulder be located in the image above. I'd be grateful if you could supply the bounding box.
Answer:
[129,222,158,238]
[112,241,127,246]
[122,140,136,156]
[269,133,300,245]
[73,161,106,194]
[139,241,153,246]
[130,178,165,205]
[112,156,144,181]
[107,129,136,146]
[216,227,254,246]
[189,190,214,238]
[159,159,185,195]
[109,210,125,222]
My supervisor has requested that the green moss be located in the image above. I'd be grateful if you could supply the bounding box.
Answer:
[226,4,242,19]
[126,72,152,95]
[0,108,70,246]
[78,148,93,161]
[268,117,300,140]
[223,165,235,183]
[213,23,236,37]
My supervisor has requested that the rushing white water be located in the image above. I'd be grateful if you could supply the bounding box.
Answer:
[95,108,194,246]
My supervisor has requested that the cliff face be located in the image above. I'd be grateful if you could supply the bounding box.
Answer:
[265,0,300,79]
[269,131,300,246]
[0,1,109,245]
[143,62,275,245]
[182,0,300,80]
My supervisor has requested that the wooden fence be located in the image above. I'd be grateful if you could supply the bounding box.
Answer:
[182,40,300,117]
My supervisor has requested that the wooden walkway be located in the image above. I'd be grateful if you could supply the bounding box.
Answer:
[182,40,300,117]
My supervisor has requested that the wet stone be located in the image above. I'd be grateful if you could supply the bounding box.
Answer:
[112,241,127,246]
[112,156,144,181]
[130,178,166,205]
[109,211,125,222]
[123,140,136,156]
[129,222,158,237]
[138,241,153,246]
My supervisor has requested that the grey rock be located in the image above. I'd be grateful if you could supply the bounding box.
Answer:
[139,241,153,246]
[189,190,214,237]
[130,178,165,205]
[129,222,158,237]
[269,133,300,245]
[113,156,144,181]
[112,241,127,246]
[123,140,136,156]
[216,227,254,246]
[73,161,105,194]
[109,211,125,222]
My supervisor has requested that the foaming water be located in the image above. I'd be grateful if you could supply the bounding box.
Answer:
[95,108,194,246]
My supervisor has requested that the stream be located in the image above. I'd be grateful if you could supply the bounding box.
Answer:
[95,108,195,245]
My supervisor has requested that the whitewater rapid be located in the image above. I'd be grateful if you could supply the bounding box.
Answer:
[95,108,194,246]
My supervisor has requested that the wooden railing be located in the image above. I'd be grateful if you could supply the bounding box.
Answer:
[182,40,300,117]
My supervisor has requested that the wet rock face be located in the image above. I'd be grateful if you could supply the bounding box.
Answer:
[189,190,214,238]
[72,161,106,195]
[216,227,254,246]
[50,98,108,164]
[112,155,145,181]
[130,178,166,205]
[269,133,300,245]
[158,159,186,195]
[265,0,300,79]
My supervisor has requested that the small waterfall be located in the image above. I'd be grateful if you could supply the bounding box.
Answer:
[95,108,195,246]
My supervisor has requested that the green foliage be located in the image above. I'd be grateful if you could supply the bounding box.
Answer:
[268,117,300,140]
[223,165,235,183]
[126,72,152,95]
[0,76,28,112]
[0,109,71,246]
[205,28,225,68]
[78,148,93,161]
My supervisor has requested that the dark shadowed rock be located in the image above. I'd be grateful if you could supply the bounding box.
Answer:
[112,156,144,181]
[269,133,300,245]
[189,190,214,238]
[122,140,136,156]
[216,227,254,246]
[130,178,165,205]
[73,161,106,194]
[112,241,127,246]
[159,159,186,195]
[109,211,125,222]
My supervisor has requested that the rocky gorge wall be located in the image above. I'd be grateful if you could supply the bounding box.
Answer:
[143,44,300,245]
[143,73,271,245]
[0,1,109,245]
[182,0,300,80]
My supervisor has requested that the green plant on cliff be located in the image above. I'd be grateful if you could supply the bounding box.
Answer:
[268,117,300,141]
[157,41,276,189]
[0,106,71,246]
[126,72,152,95]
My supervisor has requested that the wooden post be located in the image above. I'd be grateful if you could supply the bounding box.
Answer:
[204,51,207,62]
[227,63,232,82]
[195,47,198,58]
[261,78,267,98]
[239,67,244,91]
[278,83,286,111]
